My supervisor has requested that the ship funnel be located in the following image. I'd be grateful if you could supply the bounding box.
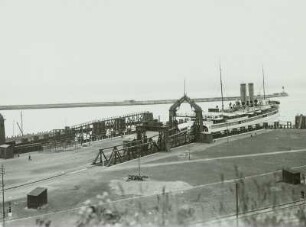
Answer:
[248,83,254,106]
[240,83,247,105]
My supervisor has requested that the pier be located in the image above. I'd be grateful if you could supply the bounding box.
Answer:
[0,92,288,110]
[6,112,154,153]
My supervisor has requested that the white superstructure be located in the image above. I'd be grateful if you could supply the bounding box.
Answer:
[203,101,279,135]
[176,82,281,138]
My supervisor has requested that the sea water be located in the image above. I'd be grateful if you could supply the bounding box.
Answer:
[1,89,305,138]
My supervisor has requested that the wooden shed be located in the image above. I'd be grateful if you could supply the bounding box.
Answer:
[27,187,48,209]
[0,144,14,159]
[282,169,301,185]
[296,115,306,129]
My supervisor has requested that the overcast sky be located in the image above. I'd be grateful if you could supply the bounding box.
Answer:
[0,0,305,104]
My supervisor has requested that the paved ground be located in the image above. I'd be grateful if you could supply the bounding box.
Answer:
[3,129,306,226]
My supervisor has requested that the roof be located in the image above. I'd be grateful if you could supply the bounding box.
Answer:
[283,168,301,174]
[28,187,47,196]
[0,144,11,149]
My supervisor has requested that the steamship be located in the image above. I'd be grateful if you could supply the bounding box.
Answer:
[179,83,280,137]
[202,83,280,137]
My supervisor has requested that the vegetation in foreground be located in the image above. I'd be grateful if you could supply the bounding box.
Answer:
[34,165,306,227]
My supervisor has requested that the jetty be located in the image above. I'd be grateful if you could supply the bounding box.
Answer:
[0,92,288,111]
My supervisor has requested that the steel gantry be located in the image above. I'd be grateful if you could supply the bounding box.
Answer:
[169,95,203,140]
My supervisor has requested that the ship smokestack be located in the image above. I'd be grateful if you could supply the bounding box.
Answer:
[240,83,247,105]
[248,83,254,106]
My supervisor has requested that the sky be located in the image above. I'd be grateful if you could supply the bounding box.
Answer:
[0,0,305,104]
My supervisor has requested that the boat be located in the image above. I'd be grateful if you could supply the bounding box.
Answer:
[175,68,281,141]
[202,90,280,137]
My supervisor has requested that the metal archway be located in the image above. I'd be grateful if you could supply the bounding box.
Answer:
[169,95,204,137]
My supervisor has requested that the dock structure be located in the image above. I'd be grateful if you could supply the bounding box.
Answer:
[92,124,194,167]
[1,89,292,155]
[0,92,288,111]
[71,111,154,141]
[6,112,154,153]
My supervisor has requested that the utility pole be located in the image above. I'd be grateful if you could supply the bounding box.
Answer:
[187,142,191,160]
[1,165,5,227]
[138,146,141,177]
[235,181,239,227]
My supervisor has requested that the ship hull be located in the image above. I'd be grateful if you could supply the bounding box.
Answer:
[203,108,279,137]
[213,110,278,132]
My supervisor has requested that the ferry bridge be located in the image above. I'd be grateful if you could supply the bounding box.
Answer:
[92,94,207,167]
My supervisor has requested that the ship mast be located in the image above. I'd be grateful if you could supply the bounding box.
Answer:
[184,78,186,95]
[219,63,224,111]
[262,66,266,100]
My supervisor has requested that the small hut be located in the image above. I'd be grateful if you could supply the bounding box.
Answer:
[282,169,301,185]
[27,187,48,209]
[0,144,14,159]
